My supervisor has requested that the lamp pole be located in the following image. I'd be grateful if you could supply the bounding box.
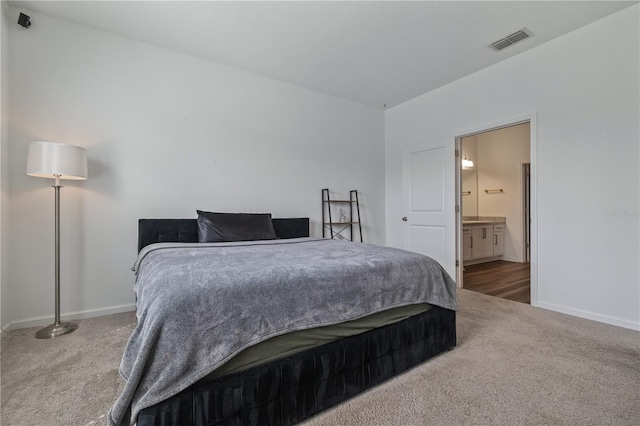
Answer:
[35,175,78,339]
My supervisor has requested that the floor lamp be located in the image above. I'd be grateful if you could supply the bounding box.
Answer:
[26,141,88,339]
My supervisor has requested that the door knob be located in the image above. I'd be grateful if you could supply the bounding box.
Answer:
[402,217,408,221]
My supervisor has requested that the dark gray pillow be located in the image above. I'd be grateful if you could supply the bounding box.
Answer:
[196,211,277,243]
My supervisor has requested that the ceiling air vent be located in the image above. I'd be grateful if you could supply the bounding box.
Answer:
[488,28,532,51]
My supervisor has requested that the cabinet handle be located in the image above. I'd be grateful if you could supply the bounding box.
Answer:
[470,237,473,248]
[494,235,497,245]
[402,217,407,222]
[483,228,486,238]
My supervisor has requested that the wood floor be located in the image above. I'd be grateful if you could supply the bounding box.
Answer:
[463,260,530,304]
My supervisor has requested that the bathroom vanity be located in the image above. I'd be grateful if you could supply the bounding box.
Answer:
[462,217,505,264]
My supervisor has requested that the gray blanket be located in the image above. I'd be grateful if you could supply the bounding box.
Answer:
[108,238,456,426]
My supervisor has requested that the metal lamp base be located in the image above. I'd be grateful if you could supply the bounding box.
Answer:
[35,322,78,339]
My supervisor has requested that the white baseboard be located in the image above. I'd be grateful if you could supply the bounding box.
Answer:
[463,256,502,266]
[3,303,136,332]
[535,300,640,331]
[463,257,526,266]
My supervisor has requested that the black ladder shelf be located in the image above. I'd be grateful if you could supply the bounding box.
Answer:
[322,188,363,242]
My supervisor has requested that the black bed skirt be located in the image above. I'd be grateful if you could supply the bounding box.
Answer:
[137,306,456,426]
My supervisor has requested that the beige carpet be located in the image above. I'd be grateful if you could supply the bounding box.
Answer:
[1,289,638,426]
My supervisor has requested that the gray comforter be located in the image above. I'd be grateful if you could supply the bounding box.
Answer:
[108,238,456,426]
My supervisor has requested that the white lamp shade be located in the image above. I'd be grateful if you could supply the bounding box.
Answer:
[26,141,88,180]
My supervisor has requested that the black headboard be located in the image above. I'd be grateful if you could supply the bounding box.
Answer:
[138,218,310,252]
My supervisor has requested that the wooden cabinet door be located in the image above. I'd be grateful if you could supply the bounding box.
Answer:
[493,231,504,256]
[462,227,472,261]
[493,224,504,257]
[471,225,494,259]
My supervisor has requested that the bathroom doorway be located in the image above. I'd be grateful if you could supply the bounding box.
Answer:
[460,122,531,304]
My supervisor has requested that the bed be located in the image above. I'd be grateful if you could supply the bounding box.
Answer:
[109,215,456,426]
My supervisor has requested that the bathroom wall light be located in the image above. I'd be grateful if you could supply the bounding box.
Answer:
[462,155,475,170]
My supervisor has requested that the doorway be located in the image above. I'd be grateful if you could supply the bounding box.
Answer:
[459,122,531,304]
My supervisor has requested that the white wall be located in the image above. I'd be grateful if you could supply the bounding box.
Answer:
[5,8,385,328]
[476,123,530,262]
[0,1,11,330]
[386,6,639,329]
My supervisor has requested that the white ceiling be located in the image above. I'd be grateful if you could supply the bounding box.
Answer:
[11,1,638,109]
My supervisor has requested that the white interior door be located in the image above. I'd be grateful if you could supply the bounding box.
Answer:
[402,138,457,279]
